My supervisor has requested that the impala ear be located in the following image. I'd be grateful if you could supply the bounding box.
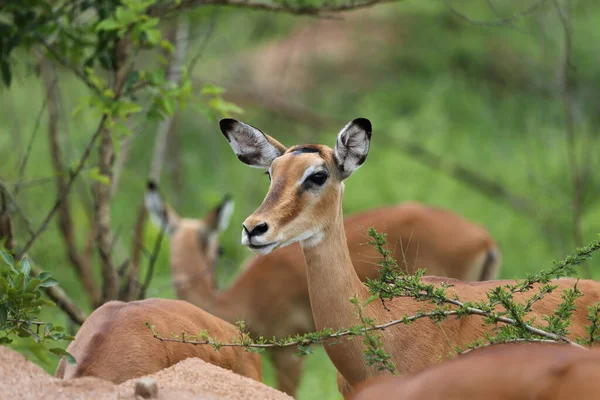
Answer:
[144,180,179,236]
[219,119,287,169]
[205,194,234,233]
[334,118,372,180]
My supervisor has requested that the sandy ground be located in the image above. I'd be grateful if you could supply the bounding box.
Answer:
[0,346,292,400]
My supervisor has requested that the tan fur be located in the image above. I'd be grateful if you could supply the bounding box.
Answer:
[348,343,600,400]
[153,189,499,396]
[54,299,261,384]
[236,135,600,395]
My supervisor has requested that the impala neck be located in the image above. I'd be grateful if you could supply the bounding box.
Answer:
[169,229,243,322]
[300,190,370,331]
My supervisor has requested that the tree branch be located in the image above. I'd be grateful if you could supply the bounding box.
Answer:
[445,0,549,26]
[148,0,404,18]
[95,40,132,304]
[39,57,100,307]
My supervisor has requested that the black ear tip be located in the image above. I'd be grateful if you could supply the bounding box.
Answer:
[352,118,372,133]
[219,118,238,133]
[147,180,158,191]
[223,193,233,202]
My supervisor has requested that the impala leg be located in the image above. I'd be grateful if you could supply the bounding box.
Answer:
[271,346,305,397]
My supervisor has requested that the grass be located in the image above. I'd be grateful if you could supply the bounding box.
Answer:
[1,1,599,399]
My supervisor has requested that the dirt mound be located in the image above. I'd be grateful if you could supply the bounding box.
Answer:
[0,346,292,400]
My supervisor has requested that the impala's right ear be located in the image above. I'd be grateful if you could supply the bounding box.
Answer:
[219,119,287,169]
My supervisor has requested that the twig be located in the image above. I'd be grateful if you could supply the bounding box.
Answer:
[458,338,567,355]
[13,70,56,196]
[188,10,218,76]
[16,114,108,260]
[138,217,167,300]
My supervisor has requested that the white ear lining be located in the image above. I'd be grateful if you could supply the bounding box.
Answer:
[334,119,371,178]
[217,199,234,232]
[220,119,283,169]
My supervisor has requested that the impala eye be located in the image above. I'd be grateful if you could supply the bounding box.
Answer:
[307,172,328,186]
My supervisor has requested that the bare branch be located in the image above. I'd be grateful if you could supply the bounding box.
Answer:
[138,216,167,300]
[551,0,589,277]
[39,58,100,306]
[148,0,405,18]
[445,0,549,26]
[95,40,132,303]
[122,205,147,300]
[15,114,108,260]
[13,63,56,197]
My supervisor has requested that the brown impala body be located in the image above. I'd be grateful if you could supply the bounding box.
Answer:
[219,117,600,395]
[146,182,499,395]
[54,298,261,383]
[348,343,600,400]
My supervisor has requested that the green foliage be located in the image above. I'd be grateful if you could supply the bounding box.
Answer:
[0,250,73,364]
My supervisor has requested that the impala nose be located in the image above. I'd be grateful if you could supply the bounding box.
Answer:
[243,222,269,238]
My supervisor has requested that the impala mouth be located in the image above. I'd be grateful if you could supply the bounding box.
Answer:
[247,241,279,254]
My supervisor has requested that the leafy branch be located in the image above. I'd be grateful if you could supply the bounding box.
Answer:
[148,231,600,370]
[0,251,75,364]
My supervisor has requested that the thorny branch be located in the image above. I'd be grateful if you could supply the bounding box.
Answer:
[150,232,600,357]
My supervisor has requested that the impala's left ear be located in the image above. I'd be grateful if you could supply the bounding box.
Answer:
[334,118,372,180]
[219,119,287,169]
[205,194,234,233]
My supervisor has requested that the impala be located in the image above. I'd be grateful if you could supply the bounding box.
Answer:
[220,117,600,394]
[145,181,500,395]
[348,342,600,400]
[55,298,261,383]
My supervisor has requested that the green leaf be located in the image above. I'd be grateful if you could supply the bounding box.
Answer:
[115,6,136,25]
[1,250,15,270]
[96,19,121,32]
[88,167,111,186]
[40,278,59,288]
[24,278,42,293]
[20,258,31,277]
[201,84,226,96]
[38,272,52,281]
[49,348,77,365]
[145,28,161,45]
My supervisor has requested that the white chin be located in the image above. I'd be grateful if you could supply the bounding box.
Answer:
[247,242,279,255]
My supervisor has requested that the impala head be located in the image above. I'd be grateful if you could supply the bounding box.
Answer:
[144,180,234,271]
[219,118,371,254]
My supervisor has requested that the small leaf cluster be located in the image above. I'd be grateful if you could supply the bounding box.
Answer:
[0,250,74,364]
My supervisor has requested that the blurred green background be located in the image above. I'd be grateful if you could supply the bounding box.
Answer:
[1,1,599,398]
